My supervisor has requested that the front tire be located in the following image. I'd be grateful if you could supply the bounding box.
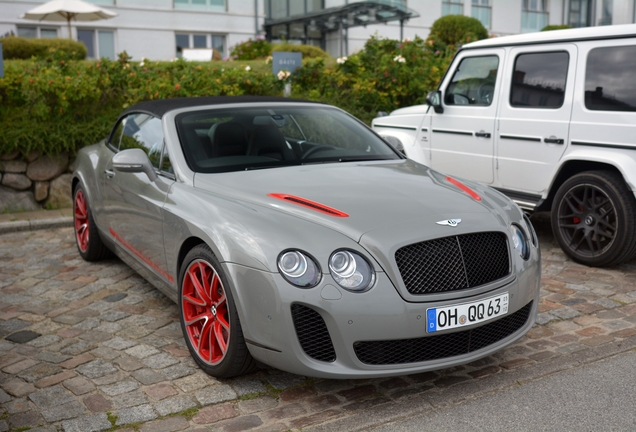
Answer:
[551,171,636,267]
[178,244,256,378]
[73,183,112,261]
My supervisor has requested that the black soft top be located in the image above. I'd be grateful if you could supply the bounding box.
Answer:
[123,96,320,118]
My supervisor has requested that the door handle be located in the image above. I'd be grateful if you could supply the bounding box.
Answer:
[475,131,491,138]
[105,169,116,178]
[544,137,564,144]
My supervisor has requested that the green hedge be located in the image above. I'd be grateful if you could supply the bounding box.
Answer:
[541,24,572,31]
[1,36,87,60]
[0,35,453,156]
[272,43,328,59]
[428,15,488,47]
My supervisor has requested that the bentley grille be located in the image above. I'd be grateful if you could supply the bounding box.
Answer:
[354,301,532,365]
[395,232,510,295]
[291,304,336,363]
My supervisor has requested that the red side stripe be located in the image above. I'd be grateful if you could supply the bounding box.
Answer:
[268,193,349,217]
[445,176,482,201]
[109,227,175,283]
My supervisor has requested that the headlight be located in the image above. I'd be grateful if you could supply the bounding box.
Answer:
[523,214,538,248]
[511,224,530,260]
[277,250,321,287]
[329,250,375,292]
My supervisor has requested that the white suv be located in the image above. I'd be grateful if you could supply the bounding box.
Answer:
[373,24,636,267]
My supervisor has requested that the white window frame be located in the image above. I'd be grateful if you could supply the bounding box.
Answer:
[442,0,465,16]
[175,33,226,58]
[16,26,59,39]
[522,0,549,32]
[471,0,491,29]
[77,28,116,60]
[173,0,227,12]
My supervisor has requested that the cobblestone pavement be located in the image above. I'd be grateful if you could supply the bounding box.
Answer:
[1,217,635,432]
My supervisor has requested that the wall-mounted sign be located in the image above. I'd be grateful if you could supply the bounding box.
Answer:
[272,52,302,76]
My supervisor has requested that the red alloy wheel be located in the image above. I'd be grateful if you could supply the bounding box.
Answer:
[74,189,89,253]
[181,259,230,365]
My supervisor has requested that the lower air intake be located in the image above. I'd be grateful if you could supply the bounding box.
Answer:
[354,301,533,365]
[291,304,336,363]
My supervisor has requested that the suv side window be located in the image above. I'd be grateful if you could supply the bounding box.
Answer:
[510,51,569,108]
[585,45,636,112]
[445,55,499,106]
[119,113,165,169]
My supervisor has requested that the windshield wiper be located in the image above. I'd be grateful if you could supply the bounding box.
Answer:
[337,156,395,162]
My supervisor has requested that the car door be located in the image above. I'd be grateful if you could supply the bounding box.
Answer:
[495,45,576,196]
[103,113,176,284]
[429,49,504,184]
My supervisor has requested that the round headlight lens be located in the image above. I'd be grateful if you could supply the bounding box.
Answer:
[511,224,530,260]
[329,250,375,292]
[277,250,321,287]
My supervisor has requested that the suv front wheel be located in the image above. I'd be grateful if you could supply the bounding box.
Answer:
[551,170,636,267]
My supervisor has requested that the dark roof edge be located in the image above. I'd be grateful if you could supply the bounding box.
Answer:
[123,96,320,117]
[460,32,636,51]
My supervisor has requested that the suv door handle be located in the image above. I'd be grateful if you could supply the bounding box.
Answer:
[105,169,116,178]
[475,131,491,138]
[544,137,564,144]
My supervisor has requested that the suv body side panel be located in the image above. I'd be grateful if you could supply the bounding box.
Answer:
[495,44,577,195]
[567,37,636,194]
[428,49,505,185]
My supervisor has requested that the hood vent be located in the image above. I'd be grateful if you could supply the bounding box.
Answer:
[268,193,349,217]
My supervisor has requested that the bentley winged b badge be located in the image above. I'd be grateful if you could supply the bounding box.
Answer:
[436,218,462,227]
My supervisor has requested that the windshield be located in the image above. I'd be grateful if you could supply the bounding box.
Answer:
[175,105,401,173]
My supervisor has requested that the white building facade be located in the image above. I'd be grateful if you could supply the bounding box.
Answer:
[1,0,635,60]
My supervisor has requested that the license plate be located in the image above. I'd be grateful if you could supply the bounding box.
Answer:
[426,293,509,333]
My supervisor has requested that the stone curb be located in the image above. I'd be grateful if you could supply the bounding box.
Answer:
[0,216,73,234]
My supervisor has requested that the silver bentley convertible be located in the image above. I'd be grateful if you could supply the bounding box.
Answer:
[72,96,541,379]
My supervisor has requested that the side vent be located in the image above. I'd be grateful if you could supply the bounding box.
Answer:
[268,193,349,217]
[291,304,336,362]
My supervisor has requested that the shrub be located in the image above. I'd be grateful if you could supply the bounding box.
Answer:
[0,36,87,60]
[428,15,488,47]
[230,37,272,60]
[272,43,329,59]
[0,35,455,155]
[542,24,572,31]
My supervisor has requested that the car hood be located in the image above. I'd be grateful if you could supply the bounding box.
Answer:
[193,159,509,243]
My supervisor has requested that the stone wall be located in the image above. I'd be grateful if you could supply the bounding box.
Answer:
[0,151,74,213]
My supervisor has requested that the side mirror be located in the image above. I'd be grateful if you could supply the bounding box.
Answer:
[426,90,444,114]
[112,148,157,182]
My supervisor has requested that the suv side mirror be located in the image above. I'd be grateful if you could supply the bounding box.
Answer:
[112,148,157,182]
[426,91,444,114]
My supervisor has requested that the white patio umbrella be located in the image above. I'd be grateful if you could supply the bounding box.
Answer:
[21,0,117,39]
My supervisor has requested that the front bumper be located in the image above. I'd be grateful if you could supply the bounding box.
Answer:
[225,259,540,379]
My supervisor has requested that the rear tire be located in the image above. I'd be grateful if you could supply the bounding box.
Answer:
[178,244,256,378]
[551,171,636,267]
[73,183,112,261]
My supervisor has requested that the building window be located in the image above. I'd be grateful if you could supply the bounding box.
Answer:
[17,26,58,39]
[176,33,225,58]
[522,0,549,32]
[471,0,491,28]
[174,0,226,12]
[569,0,592,27]
[265,0,324,19]
[77,29,115,60]
[442,0,464,16]
[598,0,613,25]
